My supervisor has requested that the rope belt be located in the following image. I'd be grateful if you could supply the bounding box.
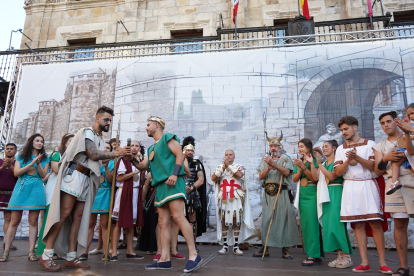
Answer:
[328,183,343,186]
[99,187,111,190]
[118,186,139,189]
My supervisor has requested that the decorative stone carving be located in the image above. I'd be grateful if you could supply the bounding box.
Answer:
[60,29,104,45]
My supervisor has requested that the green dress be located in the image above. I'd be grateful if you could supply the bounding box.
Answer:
[321,161,354,254]
[294,158,324,259]
[148,133,186,207]
[260,156,301,248]
[37,152,60,255]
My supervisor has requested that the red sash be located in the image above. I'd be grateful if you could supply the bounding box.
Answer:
[220,179,241,202]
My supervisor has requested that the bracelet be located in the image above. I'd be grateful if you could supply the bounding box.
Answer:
[378,158,388,170]
[172,164,182,176]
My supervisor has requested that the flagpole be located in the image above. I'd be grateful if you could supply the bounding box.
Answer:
[235,15,238,40]
[297,0,301,16]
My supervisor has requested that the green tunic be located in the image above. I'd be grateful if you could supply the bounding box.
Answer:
[260,155,301,248]
[148,133,186,207]
[294,158,324,259]
[321,161,354,254]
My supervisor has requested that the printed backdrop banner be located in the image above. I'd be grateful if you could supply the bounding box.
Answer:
[8,39,414,247]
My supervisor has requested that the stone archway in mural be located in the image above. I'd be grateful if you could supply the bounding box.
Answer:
[302,58,407,144]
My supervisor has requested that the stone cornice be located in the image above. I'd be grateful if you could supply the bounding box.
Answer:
[24,0,137,14]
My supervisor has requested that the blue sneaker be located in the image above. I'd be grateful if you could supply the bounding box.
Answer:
[183,255,203,273]
[145,261,172,270]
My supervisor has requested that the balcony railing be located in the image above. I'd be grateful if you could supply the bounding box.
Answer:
[1,16,414,83]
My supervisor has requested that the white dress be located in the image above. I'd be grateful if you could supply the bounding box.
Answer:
[112,159,142,223]
[334,139,382,222]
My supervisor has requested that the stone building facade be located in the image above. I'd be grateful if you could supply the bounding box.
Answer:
[21,0,413,49]
[12,67,116,148]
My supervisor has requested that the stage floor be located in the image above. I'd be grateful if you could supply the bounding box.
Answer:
[1,240,413,275]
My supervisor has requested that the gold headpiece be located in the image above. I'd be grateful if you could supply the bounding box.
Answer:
[265,131,283,146]
[148,116,165,129]
[182,136,196,154]
[182,144,195,154]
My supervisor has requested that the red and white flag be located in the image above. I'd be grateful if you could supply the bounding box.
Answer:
[232,0,239,24]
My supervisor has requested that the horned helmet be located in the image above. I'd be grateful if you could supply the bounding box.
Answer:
[265,131,283,146]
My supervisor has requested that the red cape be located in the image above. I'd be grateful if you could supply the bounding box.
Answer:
[116,157,145,228]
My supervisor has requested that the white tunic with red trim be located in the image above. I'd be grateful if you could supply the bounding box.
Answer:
[334,139,383,222]
[213,163,255,245]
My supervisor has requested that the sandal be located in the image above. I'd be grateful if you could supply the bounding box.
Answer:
[387,181,403,195]
[328,251,342,268]
[302,257,322,266]
[392,267,410,276]
[282,247,292,260]
[0,250,9,262]
[28,250,38,261]
[252,247,269,257]
[336,253,352,269]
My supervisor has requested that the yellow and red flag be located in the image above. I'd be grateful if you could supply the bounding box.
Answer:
[300,0,310,20]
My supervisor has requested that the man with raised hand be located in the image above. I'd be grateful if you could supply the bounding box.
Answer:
[39,106,130,272]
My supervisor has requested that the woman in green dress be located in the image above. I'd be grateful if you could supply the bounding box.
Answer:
[293,138,324,266]
[37,133,74,256]
[318,140,353,268]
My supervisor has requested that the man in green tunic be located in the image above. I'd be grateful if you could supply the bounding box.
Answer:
[129,116,202,273]
[252,132,301,259]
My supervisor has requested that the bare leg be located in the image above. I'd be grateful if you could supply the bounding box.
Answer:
[393,218,409,275]
[170,218,180,255]
[111,222,121,257]
[68,201,85,253]
[84,213,98,254]
[353,221,368,266]
[97,224,103,250]
[99,214,109,254]
[28,210,40,252]
[45,192,77,250]
[169,199,197,261]
[188,211,197,252]
[157,206,172,262]
[38,210,44,234]
[368,220,387,267]
[2,211,11,245]
[126,228,135,255]
[155,224,161,255]
[391,160,404,185]
[3,211,23,251]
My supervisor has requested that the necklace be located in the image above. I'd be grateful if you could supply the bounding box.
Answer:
[154,134,163,144]
[346,137,362,147]
[387,134,403,148]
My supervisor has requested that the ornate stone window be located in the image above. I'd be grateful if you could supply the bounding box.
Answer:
[89,85,94,92]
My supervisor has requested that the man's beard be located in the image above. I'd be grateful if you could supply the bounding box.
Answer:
[270,150,281,158]
[99,124,110,133]
[345,132,354,141]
